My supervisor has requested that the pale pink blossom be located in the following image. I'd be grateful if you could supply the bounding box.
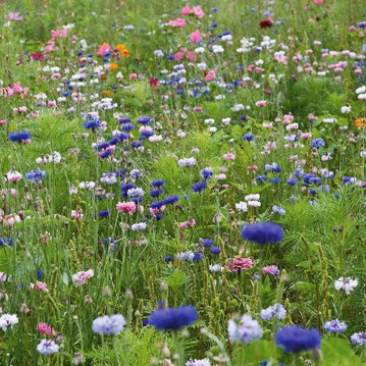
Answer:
[116,201,136,214]
[72,270,94,286]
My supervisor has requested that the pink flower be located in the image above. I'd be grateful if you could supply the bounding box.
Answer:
[226,257,254,272]
[8,12,23,21]
[179,219,196,229]
[191,6,204,19]
[0,120,6,126]
[51,28,68,38]
[190,30,202,44]
[255,100,267,107]
[129,73,137,80]
[97,43,112,56]
[174,51,185,61]
[168,18,187,27]
[0,272,6,282]
[205,68,216,82]
[313,0,324,3]
[181,5,191,16]
[349,26,357,32]
[223,153,236,161]
[30,281,47,292]
[116,201,136,214]
[72,269,94,286]
[193,107,203,112]
[263,265,280,276]
[185,51,197,61]
[36,322,54,336]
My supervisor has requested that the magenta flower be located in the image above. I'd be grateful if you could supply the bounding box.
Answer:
[226,257,254,272]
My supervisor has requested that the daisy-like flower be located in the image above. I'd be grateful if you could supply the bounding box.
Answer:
[235,202,248,212]
[334,277,358,294]
[0,314,19,331]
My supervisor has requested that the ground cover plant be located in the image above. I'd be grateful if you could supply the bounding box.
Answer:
[1,0,366,364]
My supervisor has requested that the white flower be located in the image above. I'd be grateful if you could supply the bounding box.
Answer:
[356,86,366,94]
[37,339,59,355]
[209,264,223,273]
[222,118,231,125]
[334,277,358,294]
[228,314,263,344]
[358,93,366,100]
[341,106,351,114]
[186,359,211,366]
[79,181,95,190]
[0,314,18,331]
[245,194,260,201]
[247,201,261,207]
[178,157,197,167]
[235,202,248,212]
[92,314,126,335]
[131,222,147,231]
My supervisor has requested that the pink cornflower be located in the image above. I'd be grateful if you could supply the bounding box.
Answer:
[223,153,236,161]
[255,100,267,107]
[179,219,196,229]
[116,201,136,214]
[205,68,216,82]
[181,5,191,15]
[36,322,54,336]
[30,281,48,292]
[72,270,94,286]
[263,265,280,276]
[51,28,68,38]
[191,6,204,19]
[226,257,254,272]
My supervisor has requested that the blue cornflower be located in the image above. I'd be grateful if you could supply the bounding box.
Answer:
[119,117,131,124]
[163,195,179,205]
[131,141,142,148]
[241,222,284,245]
[200,168,214,181]
[192,181,207,193]
[100,150,112,159]
[275,325,321,353]
[9,130,31,143]
[193,252,204,261]
[0,238,13,246]
[273,206,286,215]
[165,256,173,263]
[102,238,117,252]
[310,138,325,149]
[287,179,297,186]
[149,305,198,331]
[137,116,151,125]
[96,142,110,151]
[199,238,213,248]
[270,177,282,184]
[99,210,111,218]
[109,133,129,145]
[151,189,164,197]
[121,183,135,197]
[243,133,255,141]
[122,123,135,132]
[26,168,46,183]
[36,269,43,279]
[152,179,165,187]
[255,175,267,183]
[83,119,100,130]
[151,200,166,209]
[210,246,221,255]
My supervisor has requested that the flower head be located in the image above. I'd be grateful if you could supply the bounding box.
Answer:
[275,325,321,353]
[228,314,263,344]
[241,222,284,245]
[92,314,126,335]
[149,305,198,331]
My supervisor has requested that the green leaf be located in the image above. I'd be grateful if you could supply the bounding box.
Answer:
[321,338,362,366]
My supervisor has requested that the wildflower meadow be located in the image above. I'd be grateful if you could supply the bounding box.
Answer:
[2,0,366,364]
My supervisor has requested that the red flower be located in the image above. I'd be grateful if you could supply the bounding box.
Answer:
[260,18,273,28]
